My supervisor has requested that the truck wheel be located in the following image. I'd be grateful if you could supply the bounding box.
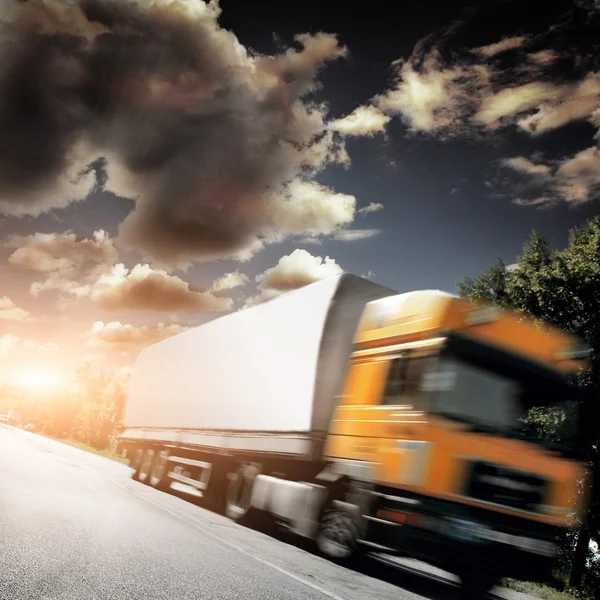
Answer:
[315,507,363,564]
[458,569,498,599]
[200,463,230,514]
[149,449,170,491]
[131,447,144,481]
[138,449,155,485]
[226,465,260,523]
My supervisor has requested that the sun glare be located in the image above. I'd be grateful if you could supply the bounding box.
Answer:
[11,367,63,391]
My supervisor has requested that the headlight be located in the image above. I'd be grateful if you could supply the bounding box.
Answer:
[556,342,591,361]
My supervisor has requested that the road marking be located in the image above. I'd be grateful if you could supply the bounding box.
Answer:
[77,463,347,600]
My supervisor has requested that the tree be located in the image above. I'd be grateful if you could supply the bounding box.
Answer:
[1,361,129,454]
[458,217,600,592]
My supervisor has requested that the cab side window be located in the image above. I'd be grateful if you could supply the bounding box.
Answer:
[381,354,434,409]
[381,358,407,405]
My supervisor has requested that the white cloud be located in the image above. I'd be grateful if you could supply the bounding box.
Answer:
[0,297,33,322]
[592,107,600,131]
[474,36,527,57]
[83,353,105,363]
[512,196,555,208]
[0,334,20,358]
[90,321,187,348]
[245,249,344,307]
[22,339,59,352]
[476,82,567,129]
[501,157,552,178]
[377,25,598,139]
[257,249,343,292]
[0,335,58,359]
[554,147,600,203]
[358,202,384,215]
[113,365,133,383]
[332,229,381,241]
[329,106,390,136]
[517,73,600,135]
[298,237,323,245]
[502,147,600,205]
[271,179,356,239]
[377,51,489,133]
[91,264,233,312]
[242,289,282,309]
[527,50,559,65]
[209,271,249,293]
[6,230,117,297]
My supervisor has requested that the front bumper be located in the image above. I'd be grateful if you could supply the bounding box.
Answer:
[365,487,561,581]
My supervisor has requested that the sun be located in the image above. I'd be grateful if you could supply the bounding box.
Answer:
[11,367,64,391]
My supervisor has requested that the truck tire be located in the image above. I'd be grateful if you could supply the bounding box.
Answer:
[226,464,260,523]
[149,449,171,491]
[200,462,230,514]
[138,448,155,485]
[315,506,363,563]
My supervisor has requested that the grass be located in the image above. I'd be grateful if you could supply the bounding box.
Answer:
[43,435,129,465]
[503,579,584,600]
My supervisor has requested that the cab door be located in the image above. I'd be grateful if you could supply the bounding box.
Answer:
[326,349,436,493]
[374,351,436,491]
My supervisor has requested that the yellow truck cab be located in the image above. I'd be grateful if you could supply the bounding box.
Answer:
[323,290,587,595]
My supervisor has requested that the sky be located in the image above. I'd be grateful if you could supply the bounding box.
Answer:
[0,0,599,386]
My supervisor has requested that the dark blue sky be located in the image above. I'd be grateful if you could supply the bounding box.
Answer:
[215,0,599,293]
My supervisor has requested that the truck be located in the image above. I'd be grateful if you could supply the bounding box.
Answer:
[119,274,590,598]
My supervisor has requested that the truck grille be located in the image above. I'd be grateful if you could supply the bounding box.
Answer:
[463,460,547,514]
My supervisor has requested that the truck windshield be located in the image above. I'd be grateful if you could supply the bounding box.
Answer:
[422,350,580,456]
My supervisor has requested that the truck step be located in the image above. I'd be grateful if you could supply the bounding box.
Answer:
[358,540,397,553]
[167,456,211,470]
[372,492,421,506]
[364,515,402,527]
[169,470,209,490]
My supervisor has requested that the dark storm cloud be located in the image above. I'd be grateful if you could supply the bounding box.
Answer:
[0,0,355,266]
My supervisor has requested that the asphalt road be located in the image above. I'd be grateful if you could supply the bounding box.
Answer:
[0,425,535,600]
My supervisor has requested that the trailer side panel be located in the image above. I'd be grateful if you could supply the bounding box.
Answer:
[123,277,342,436]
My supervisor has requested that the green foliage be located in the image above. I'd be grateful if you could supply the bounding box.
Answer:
[43,435,129,465]
[522,405,573,445]
[458,221,600,341]
[458,216,600,591]
[0,363,129,451]
[457,258,513,308]
[503,578,588,600]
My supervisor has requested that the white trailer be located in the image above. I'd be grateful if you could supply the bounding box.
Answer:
[119,274,395,519]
